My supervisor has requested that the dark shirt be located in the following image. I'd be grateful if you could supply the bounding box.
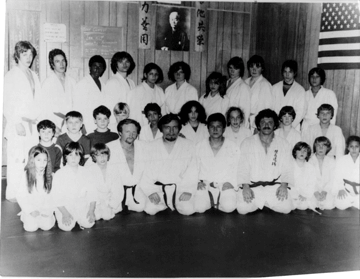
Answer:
[162,28,189,51]
[56,133,91,165]
[88,129,119,146]
[37,143,62,173]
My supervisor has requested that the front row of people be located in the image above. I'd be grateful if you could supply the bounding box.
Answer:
[15,109,359,232]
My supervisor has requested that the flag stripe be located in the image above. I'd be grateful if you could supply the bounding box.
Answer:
[318,49,360,57]
[317,62,360,70]
[319,29,360,39]
[318,56,360,63]
[319,36,360,45]
[319,43,360,51]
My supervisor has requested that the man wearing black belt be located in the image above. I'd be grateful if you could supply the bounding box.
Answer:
[139,114,197,215]
[237,109,294,214]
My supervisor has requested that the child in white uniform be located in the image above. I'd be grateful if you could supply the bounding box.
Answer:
[275,106,302,149]
[224,107,252,147]
[139,103,163,142]
[199,72,229,117]
[16,146,55,232]
[110,102,130,132]
[288,142,317,211]
[309,136,336,210]
[333,136,360,210]
[52,142,97,231]
[178,100,209,144]
[88,143,124,220]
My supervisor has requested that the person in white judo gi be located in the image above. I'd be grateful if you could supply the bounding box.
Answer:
[225,56,251,128]
[139,114,198,215]
[288,142,318,212]
[237,109,293,214]
[272,60,306,131]
[199,72,229,117]
[16,146,55,232]
[127,63,165,127]
[178,100,209,144]
[39,49,76,132]
[164,61,198,114]
[104,51,136,129]
[275,106,302,149]
[3,41,42,201]
[52,142,97,231]
[302,67,338,132]
[138,103,163,142]
[302,104,345,159]
[308,136,336,210]
[194,113,240,213]
[224,107,252,147]
[106,119,147,212]
[333,136,360,210]
[244,55,273,132]
[87,143,124,220]
[73,55,107,134]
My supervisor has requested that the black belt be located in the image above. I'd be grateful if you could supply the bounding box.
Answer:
[122,185,139,211]
[200,180,221,209]
[154,181,177,210]
[344,180,359,195]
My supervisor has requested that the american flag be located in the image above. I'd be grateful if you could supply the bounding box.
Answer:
[318,3,360,69]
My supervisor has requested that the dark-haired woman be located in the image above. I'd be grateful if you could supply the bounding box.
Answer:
[164,61,198,114]
[127,63,165,127]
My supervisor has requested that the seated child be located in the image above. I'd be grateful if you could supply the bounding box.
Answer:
[333,135,360,210]
[87,105,119,146]
[36,120,62,173]
[224,106,252,147]
[288,142,318,212]
[87,143,124,220]
[275,106,302,149]
[139,103,163,142]
[302,104,345,159]
[308,136,336,210]
[199,72,229,117]
[52,142,97,231]
[56,111,91,165]
[110,102,130,132]
[16,146,55,232]
[178,100,209,144]
[194,113,239,213]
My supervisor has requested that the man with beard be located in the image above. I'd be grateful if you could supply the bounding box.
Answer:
[237,109,294,214]
[106,119,147,213]
[139,114,197,215]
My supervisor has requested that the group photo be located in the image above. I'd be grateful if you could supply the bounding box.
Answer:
[1,0,359,278]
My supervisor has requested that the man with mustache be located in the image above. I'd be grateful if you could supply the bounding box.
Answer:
[105,119,147,213]
[237,109,294,214]
[140,114,197,215]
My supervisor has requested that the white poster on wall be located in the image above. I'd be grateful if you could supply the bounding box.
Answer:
[43,23,66,43]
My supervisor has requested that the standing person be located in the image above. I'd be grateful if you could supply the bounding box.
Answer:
[178,100,209,144]
[52,142,97,231]
[224,107,252,147]
[199,72,229,117]
[16,146,55,232]
[275,106,302,149]
[272,60,306,131]
[104,51,136,111]
[3,41,42,201]
[333,136,360,210]
[40,49,76,132]
[164,61,198,114]
[106,119,147,213]
[140,114,198,215]
[73,55,107,134]
[302,67,338,131]
[302,104,345,159]
[127,63,165,127]
[158,10,189,51]
[225,56,251,128]
[139,103,163,142]
[237,109,293,214]
[244,55,273,132]
[194,113,240,213]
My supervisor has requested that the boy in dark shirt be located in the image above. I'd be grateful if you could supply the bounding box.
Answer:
[56,111,91,165]
[87,105,119,146]
[36,120,62,173]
